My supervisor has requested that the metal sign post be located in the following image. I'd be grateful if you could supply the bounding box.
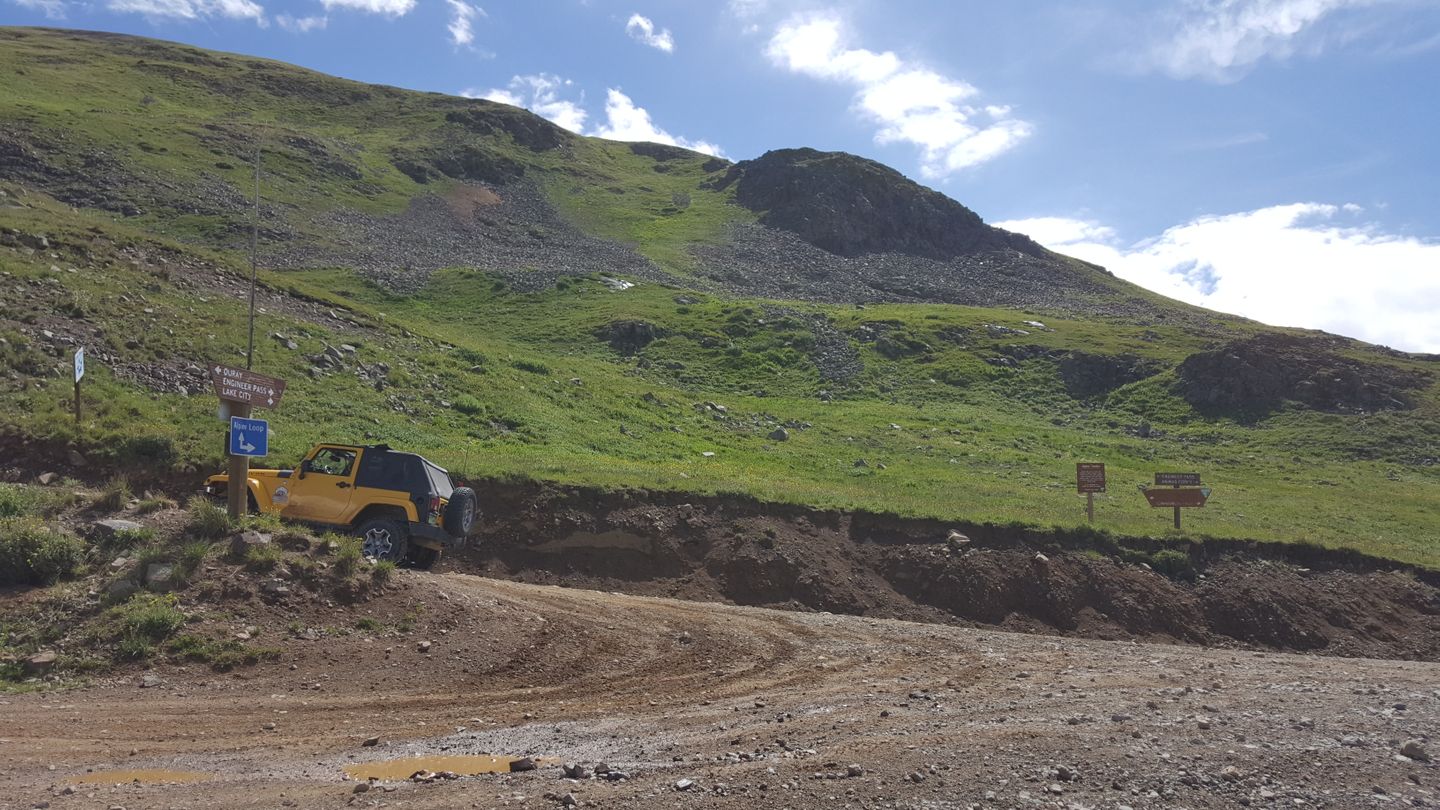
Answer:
[72,347,85,425]
[1075,462,1106,523]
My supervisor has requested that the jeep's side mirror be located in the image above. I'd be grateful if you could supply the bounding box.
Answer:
[299,460,313,478]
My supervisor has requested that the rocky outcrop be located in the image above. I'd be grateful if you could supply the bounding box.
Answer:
[716,148,1047,262]
[1176,334,1430,416]
[597,320,665,355]
[444,104,570,152]
[1058,352,1165,398]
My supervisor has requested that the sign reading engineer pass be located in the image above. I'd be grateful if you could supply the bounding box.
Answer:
[209,364,287,409]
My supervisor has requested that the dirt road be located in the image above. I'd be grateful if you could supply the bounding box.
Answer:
[4,572,1437,809]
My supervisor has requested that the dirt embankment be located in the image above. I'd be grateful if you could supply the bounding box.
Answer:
[458,483,1440,662]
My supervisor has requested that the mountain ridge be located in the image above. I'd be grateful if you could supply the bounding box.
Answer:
[1,27,1437,567]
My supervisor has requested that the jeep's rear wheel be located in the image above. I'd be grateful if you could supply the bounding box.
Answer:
[357,518,408,562]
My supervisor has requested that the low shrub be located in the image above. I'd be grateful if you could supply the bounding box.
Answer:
[186,497,232,539]
[135,494,178,515]
[93,476,132,512]
[332,536,362,578]
[452,395,485,416]
[371,559,396,585]
[1149,549,1197,581]
[118,593,185,641]
[0,518,84,586]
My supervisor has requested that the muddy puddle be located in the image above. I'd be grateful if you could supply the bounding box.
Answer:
[73,769,212,785]
[344,755,545,781]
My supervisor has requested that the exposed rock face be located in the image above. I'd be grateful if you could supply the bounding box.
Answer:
[717,148,1047,261]
[1058,352,1165,398]
[598,320,665,355]
[1177,334,1430,416]
[444,103,571,152]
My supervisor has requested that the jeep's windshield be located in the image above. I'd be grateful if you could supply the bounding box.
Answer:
[425,462,453,499]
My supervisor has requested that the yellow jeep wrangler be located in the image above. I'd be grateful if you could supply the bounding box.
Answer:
[204,443,477,568]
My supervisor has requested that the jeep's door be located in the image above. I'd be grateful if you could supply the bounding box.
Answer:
[284,445,360,523]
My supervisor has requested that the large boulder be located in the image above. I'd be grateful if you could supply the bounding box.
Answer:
[597,320,665,355]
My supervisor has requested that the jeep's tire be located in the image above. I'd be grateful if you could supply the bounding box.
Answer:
[408,545,440,570]
[444,487,478,539]
[357,518,408,562]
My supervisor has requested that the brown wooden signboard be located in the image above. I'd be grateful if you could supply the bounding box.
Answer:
[1143,487,1209,508]
[210,364,287,409]
[1155,472,1201,487]
[1076,463,1107,494]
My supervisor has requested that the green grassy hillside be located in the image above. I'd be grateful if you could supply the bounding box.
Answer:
[1,28,1437,566]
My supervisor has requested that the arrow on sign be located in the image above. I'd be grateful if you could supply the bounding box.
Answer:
[238,433,257,453]
[1142,487,1209,508]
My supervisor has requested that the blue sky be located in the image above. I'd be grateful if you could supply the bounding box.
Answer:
[4,0,1440,351]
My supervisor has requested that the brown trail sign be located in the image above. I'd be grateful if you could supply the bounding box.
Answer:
[1142,471,1209,529]
[1143,488,1209,508]
[210,364,286,409]
[1075,463,1106,523]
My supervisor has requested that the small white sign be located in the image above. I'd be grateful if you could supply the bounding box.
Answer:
[74,347,85,383]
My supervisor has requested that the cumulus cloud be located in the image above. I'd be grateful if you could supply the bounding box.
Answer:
[592,88,725,157]
[276,12,326,31]
[320,0,413,17]
[466,74,589,133]
[446,0,484,46]
[996,206,1440,353]
[106,0,265,23]
[765,12,1029,177]
[1141,0,1391,81]
[468,78,724,157]
[625,13,675,52]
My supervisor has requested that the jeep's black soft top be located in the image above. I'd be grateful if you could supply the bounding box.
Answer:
[353,447,454,500]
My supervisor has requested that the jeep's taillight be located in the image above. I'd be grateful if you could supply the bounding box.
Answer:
[429,496,441,516]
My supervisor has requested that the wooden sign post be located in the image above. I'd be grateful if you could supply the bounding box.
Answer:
[1075,462,1106,523]
[72,347,85,425]
[210,364,287,519]
[1142,472,1208,530]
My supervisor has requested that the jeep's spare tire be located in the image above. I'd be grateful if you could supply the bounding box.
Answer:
[445,487,478,538]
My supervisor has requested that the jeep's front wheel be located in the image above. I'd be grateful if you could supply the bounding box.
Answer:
[357,518,409,562]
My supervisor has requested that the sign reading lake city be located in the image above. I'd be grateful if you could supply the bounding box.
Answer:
[209,364,287,409]
[1075,463,1107,494]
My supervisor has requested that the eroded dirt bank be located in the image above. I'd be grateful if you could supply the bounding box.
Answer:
[459,483,1440,662]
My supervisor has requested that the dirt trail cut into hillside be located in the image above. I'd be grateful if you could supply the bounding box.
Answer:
[458,483,1440,663]
[5,573,1439,810]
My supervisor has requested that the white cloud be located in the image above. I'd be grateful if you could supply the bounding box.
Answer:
[765,12,1029,177]
[592,88,725,157]
[462,79,724,157]
[996,206,1440,353]
[446,0,484,46]
[626,13,675,52]
[106,0,265,23]
[11,0,68,18]
[320,0,413,16]
[276,12,326,31]
[466,74,589,133]
[1142,0,1388,81]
